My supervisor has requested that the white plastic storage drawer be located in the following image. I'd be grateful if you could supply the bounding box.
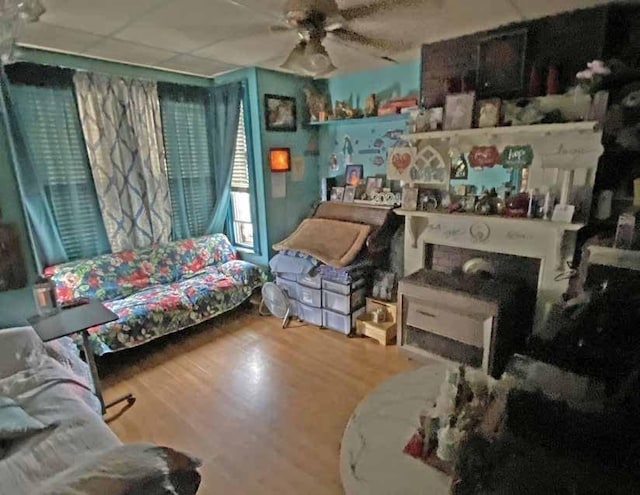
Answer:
[297,272,322,289]
[322,278,366,295]
[296,301,323,326]
[297,285,322,308]
[323,307,366,335]
[322,287,366,315]
[275,277,298,301]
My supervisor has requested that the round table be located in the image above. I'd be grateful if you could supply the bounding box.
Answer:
[340,365,452,495]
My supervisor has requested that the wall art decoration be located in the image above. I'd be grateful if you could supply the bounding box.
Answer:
[501,145,534,168]
[265,94,296,132]
[469,146,501,168]
[387,146,416,180]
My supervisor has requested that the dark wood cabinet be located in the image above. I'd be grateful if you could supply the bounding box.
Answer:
[420,5,639,107]
[0,223,27,291]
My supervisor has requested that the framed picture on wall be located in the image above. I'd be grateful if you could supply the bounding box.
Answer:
[345,164,364,186]
[265,94,297,132]
[476,29,527,97]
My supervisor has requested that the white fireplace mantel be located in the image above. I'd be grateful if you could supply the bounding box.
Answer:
[395,209,584,337]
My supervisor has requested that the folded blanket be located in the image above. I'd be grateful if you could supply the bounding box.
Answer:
[269,251,320,276]
[273,218,371,268]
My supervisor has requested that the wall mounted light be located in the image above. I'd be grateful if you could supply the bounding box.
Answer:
[269,148,291,172]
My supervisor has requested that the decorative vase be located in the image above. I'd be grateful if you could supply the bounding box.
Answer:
[546,65,561,95]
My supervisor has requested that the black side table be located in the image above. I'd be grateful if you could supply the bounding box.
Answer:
[28,301,135,414]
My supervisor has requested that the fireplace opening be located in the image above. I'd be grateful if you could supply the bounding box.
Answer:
[425,244,541,298]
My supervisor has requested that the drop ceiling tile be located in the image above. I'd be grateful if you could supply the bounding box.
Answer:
[114,0,276,53]
[40,0,168,36]
[159,54,237,76]
[84,39,177,66]
[19,22,103,54]
[511,0,617,20]
[194,29,298,66]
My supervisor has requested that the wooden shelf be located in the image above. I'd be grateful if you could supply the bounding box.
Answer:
[307,113,408,127]
[402,121,599,141]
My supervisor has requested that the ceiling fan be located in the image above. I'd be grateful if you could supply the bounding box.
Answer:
[271,0,425,76]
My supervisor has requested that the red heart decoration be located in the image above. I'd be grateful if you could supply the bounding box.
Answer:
[393,152,412,172]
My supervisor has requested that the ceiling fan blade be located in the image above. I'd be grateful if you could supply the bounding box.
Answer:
[329,27,409,52]
[270,24,294,33]
[339,0,430,21]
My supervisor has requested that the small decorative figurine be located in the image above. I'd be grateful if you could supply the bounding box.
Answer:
[364,93,377,117]
[303,86,328,122]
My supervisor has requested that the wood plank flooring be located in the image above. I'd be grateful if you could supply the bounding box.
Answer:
[101,307,418,495]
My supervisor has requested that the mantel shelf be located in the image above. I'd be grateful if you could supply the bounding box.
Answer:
[394,209,584,232]
[401,121,599,141]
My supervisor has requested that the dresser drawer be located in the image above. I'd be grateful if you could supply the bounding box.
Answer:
[405,298,487,348]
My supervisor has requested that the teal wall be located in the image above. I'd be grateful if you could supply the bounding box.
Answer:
[255,68,319,256]
[326,60,421,110]
[318,60,420,182]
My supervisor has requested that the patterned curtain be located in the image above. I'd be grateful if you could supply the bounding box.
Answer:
[73,73,172,252]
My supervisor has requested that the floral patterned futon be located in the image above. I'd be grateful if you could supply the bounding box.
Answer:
[45,234,267,355]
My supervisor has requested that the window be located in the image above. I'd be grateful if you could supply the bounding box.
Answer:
[230,101,254,249]
[10,82,108,261]
[160,87,215,239]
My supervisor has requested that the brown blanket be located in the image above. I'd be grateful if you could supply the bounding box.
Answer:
[273,218,371,267]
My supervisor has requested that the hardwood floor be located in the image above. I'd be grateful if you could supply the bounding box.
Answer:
[101,306,417,495]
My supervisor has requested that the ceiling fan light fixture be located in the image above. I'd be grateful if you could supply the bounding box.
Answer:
[303,38,335,75]
[17,0,45,22]
[280,41,307,71]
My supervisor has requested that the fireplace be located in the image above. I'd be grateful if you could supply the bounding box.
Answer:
[398,211,582,338]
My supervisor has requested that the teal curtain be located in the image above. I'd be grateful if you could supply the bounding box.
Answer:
[0,65,67,271]
[159,81,242,240]
[160,85,216,239]
[206,82,243,235]
[10,80,110,263]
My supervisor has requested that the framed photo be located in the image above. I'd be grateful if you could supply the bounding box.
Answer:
[364,177,384,197]
[343,185,356,203]
[331,187,344,202]
[476,98,501,128]
[345,164,364,186]
[265,94,296,132]
[450,153,469,180]
[477,29,527,97]
[444,92,475,130]
[401,186,419,211]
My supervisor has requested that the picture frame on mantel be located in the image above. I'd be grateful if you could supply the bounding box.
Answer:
[265,94,297,132]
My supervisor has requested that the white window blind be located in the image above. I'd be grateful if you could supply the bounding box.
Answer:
[230,102,254,248]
